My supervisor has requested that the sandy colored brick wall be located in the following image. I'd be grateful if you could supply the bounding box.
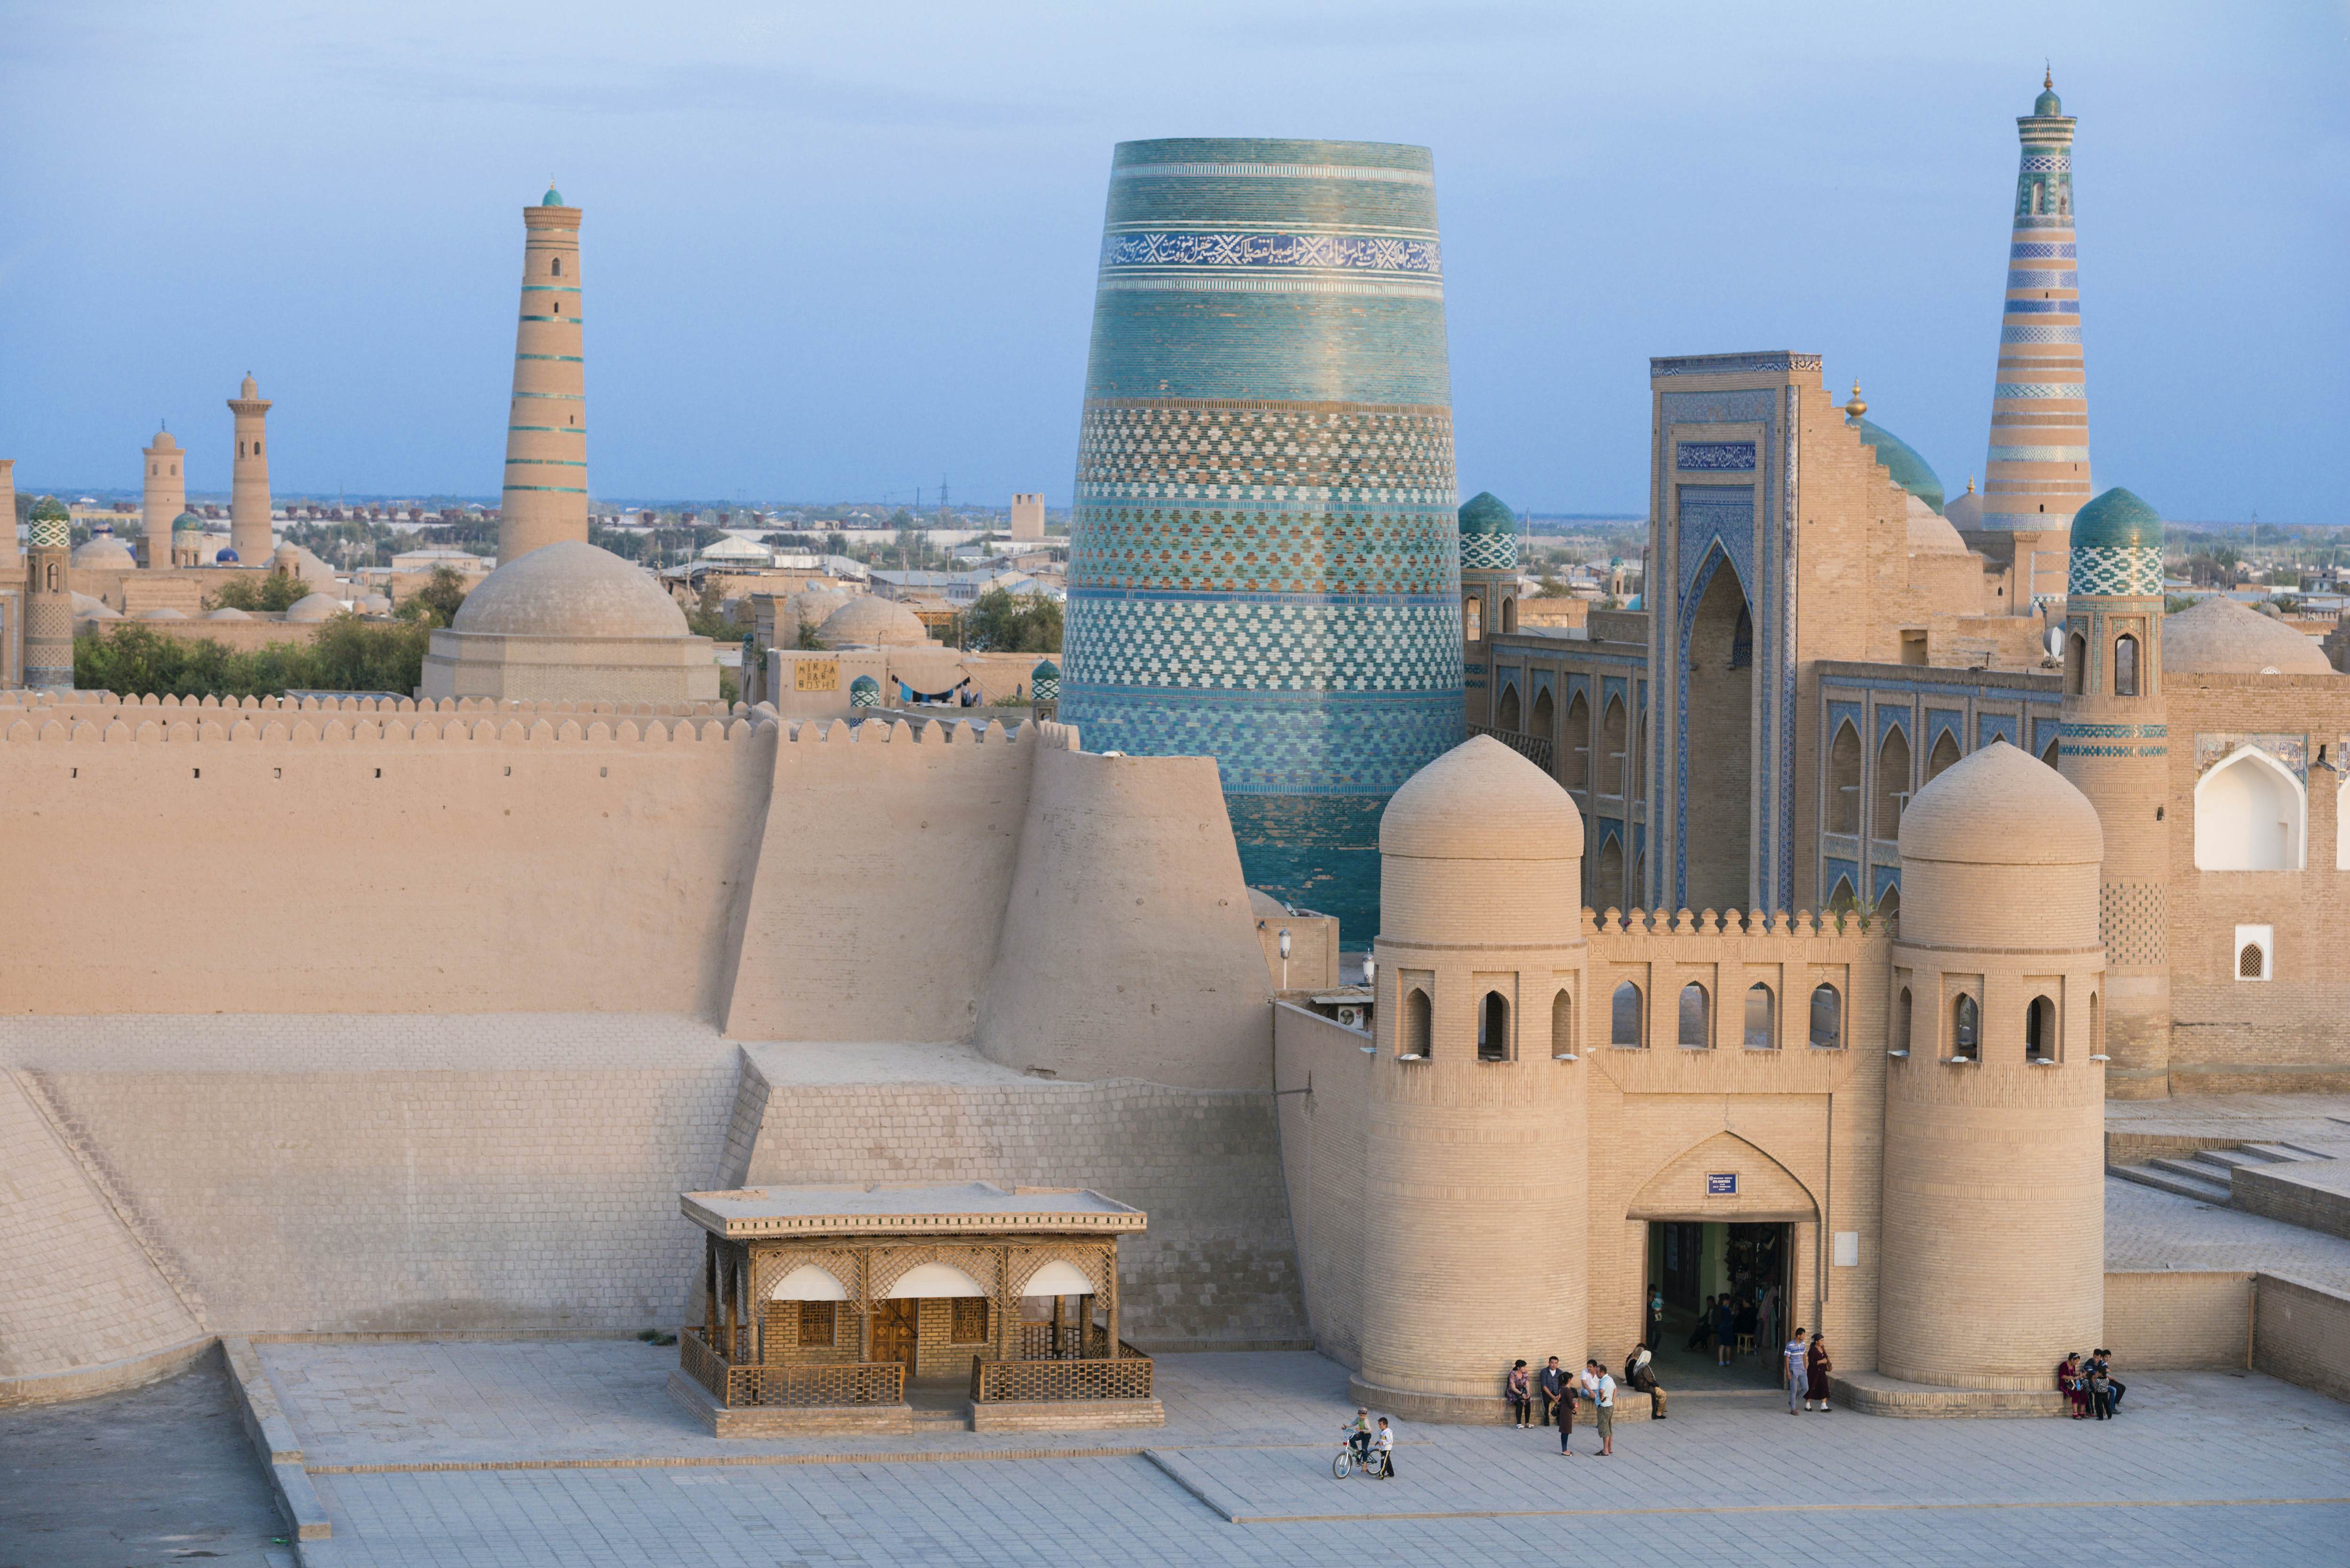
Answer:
[2251,1273,2350,1404]
[1272,1002,1373,1367]
[731,1042,1307,1351]
[2101,1270,2253,1370]
[2165,679,2350,1092]
[2231,1161,2350,1241]
[0,1069,204,1389]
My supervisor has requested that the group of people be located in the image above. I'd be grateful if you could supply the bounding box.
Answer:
[1504,1350,1669,1457]
[1784,1329,1833,1413]
[1678,1284,1781,1366]
[2058,1350,2126,1420]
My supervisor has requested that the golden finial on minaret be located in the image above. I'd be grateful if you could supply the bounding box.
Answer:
[1843,382,1867,423]
[1966,475,1976,495]
[2044,63,2052,90]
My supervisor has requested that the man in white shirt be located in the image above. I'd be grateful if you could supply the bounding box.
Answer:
[1784,1327,1809,1415]
[1584,1359,1616,1456]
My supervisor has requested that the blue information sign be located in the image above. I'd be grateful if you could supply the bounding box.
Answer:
[1706,1172,1737,1195]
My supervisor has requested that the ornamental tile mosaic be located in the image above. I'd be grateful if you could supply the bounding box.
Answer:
[1062,595,1462,693]
[2008,243,2079,259]
[2006,270,2079,288]
[1100,230,1440,276]
[2067,544,2162,597]
[2000,325,2084,343]
[2194,733,2307,781]
[1675,441,1757,472]
[1075,402,1454,509]
[2100,881,2167,967]
[1459,532,1516,571]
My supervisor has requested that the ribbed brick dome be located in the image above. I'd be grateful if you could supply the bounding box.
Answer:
[1381,735,1582,861]
[1899,739,2101,866]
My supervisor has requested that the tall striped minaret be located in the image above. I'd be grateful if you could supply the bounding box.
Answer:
[498,186,588,564]
[1963,72,2091,608]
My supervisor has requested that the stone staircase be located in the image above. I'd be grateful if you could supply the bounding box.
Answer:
[2109,1140,2334,1205]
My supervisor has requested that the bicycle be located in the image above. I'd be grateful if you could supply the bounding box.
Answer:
[1332,1439,1391,1480]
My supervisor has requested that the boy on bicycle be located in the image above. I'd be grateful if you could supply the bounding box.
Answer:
[1343,1407,1372,1466]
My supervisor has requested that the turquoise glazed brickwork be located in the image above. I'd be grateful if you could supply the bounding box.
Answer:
[1063,138,1465,940]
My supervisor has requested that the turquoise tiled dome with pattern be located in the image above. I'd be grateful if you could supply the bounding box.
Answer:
[1058,137,1466,940]
[1457,491,1518,572]
[27,495,70,550]
[1030,659,1061,702]
[2067,486,2162,597]
[1852,419,1946,515]
[849,675,880,708]
[542,186,564,207]
[172,509,204,533]
[2035,84,2062,117]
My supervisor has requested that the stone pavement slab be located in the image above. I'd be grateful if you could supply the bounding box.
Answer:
[2107,1173,2350,1291]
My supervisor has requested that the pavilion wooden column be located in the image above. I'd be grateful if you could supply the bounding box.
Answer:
[857,1248,874,1362]
[703,1233,718,1343]
[1104,1240,1121,1354]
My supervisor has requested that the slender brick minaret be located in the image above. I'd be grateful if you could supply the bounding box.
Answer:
[0,459,17,575]
[227,374,274,564]
[1962,73,2091,608]
[2058,486,2168,1099]
[141,428,185,569]
[499,186,588,564]
[24,495,74,692]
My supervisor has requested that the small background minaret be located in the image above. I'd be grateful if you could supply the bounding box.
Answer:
[1961,72,2091,608]
[0,460,19,688]
[499,185,588,564]
[24,496,74,692]
[227,374,273,564]
[0,459,17,575]
[141,428,185,569]
[2058,486,2169,1098]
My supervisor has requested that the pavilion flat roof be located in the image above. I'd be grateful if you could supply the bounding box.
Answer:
[680,1180,1145,1240]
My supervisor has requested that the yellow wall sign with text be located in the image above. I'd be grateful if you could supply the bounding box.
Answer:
[795,659,840,693]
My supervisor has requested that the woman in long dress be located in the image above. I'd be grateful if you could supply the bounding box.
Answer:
[1805,1333,1833,1411]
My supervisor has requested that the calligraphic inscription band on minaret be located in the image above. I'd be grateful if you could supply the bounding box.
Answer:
[1059,138,1466,939]
[1964,74,2092,605]
[499,187,588,565]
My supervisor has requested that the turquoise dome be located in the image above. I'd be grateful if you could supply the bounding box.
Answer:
[849,675,881,708]
[2035,85,2062,117]
[1457,491,1514,535]
[541,186,564,207]
[2069,487,2162,550]
[172,509,204,533]
[1852,418,1946,515]
[1031,659,1061,680]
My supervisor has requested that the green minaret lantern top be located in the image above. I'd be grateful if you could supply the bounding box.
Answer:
[2069,487,2162,551]
[541,186,564,207]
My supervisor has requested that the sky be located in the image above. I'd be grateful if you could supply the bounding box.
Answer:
[1,0,2344,522]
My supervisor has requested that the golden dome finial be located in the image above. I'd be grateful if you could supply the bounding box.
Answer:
[2044,63,2052,90]
[1843,382,1867,423]
[1966,474,1976,494]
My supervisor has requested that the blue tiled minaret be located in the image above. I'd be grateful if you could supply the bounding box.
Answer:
[1060,139,1466,940]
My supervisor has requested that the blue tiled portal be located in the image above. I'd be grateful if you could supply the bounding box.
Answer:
[1062,138,1466,941]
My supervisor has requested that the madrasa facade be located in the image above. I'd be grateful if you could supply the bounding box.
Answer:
[1,80,2342,1425]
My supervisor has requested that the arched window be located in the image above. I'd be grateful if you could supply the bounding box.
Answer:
[1926,730,1961,785]
[1874,727,1911,840]
[1893,986,1912,1052]
[2194,748,2305,871]
[1532,688,1555,749]
[2114,633,2140,696]
[1501,596,1518,633]
[1743,983,1774,1049]
[1551,989,1574,1057]
[2238,941,2264,980]
[2026,995,2058,1062]
[1402,989,1432,1058]
[254,441,261,456]
[1877,882,1901,926]
[552,256,562,276]
[1826,720,1861,834]
[1478,991,1511,1061]
[1678,983,1710,1049]
[1610,982,1643,1048]
[1593,835,1624,908]
[2089,992,2102,1054]
[44,562,58,591]
[1563,691,1590,787]
[1497,682,1521,733]
[2065,632,2086,695]
[1463,595,1482,641]
[1827,876,1856,913]
[1952,994,1980,1061]
[1810,983,1843,1048]
[1600,698,1628,796]
[2040,734,2060,770]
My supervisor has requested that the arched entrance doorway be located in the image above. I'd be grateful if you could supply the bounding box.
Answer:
[1628,1131,1820,1390]
[1684,558,1753,912]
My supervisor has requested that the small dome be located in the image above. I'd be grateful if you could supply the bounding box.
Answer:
[793,587,851,623]
[542,185,564,207]
[849,675,881,707]
[2069,487,2162,551]
[1381,735,1584,862]
[815,596,930,648]
[205,606,252,620]
[2163,597,2334,677]
[214,547,240,563]
[1905,493,1968,555]
[1943,486,1983,532]
[451,540,689,639]
[150,430,178,452]
[71,592,121,620]
[1898,740,2101,866]
[2035,79,2062,117]
[1247,889,1291,917]
[1458,492,1514,535]
[1031,658,1061,680]
[284,592,344,621]
[172,509,204,533]
[139,607,188,620]
[273,543,301,565]
[1852,418,1945,515]
[359,593,393,613]
[73,532,138,569]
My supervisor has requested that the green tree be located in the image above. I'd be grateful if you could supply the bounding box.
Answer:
[958,587,1062,653]
[208,573,312,613]
[393,566,470,629]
